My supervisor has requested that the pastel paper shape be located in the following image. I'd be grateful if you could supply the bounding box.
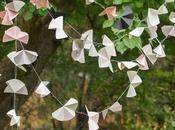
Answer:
[157,4,168,15]
[98,47,113,72]
[102,35,116,56]
[30,0,49,9]
[35,81,51,97]
[161,25,175,37]
[126,84,136,98]
[4,79,28,95]
[7,109,20,126]
[0,11,13,25]
[7,51,27,72]
[52,98,78,121]
[109,101,122,112]
[14,50,38,65]
[0,1,25,25]
[142,44,158,64]
[85,0,95,5]
[3,26,29,44]
[5,1,25,12]
[86,106,99,130]
[169,12,175,23]
[99,6,117,20]
[127,71,142,87]
[89,45,98,57]
[136,54,149,70]
[147,5,167,27]
[102,109,108,119]
[48,16,68,40]
[71,39,85,63]
[129,27,144,37]
[153,44,166,58]
[148,8,159,26]
[113,7,133,30]
[81,29,93,50]
[118,61,138,70]
[147,18,158,40]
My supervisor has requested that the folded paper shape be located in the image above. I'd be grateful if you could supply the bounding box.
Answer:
[48,16,68,39]
[81,30,93,50]
[147,18,158,40]
[99,6,117,20]
[113,7,133,30]
[161,25,175,37]
[142,44,158,64]
[0,11,13,25]
[153,44,166,58]
[157,4,168,15]
[169,12,175,23]
[127,71,142,87]
[7,109,20,126]
[30,0,49,9]
[52,98,78,121]
[7,51,27,72]
[147,5,168,27]
[102,109,108,119]
[86,106,99,130]
[3,26,29,44]
[4,79,28,95]
[98,47,113,72]
[136,54,149,70]
[126,84,137,98]
[80,30,98,57]
[35,81,51,97]
[148,8,160,27]
[13,50,38,65]
[102,35,116,56]
[0,1,25,25]
[89,45,98,57]
[71,39,85,63]
[129,27,144,37]
[118,61,138,70]
[109,101,122,112]
[85,0,95,5]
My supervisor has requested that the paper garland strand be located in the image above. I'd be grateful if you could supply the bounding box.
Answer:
[0,0,173,129]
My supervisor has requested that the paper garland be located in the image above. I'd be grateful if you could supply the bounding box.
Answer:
[0,0,173,129]
[0,1,25,25]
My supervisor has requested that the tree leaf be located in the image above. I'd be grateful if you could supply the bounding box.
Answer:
[103,20,114,28]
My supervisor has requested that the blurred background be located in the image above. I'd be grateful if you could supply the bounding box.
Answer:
[0,0,175,130]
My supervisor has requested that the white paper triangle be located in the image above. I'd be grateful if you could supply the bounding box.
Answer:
[129,27,144,37]
[52,98,78,121]
[127,71,142,87]
[153,44,166,58]
[7,109,20,126]
[85,106,99,130]
[48,16,68,39]
[109,101,122,112]
[126,84,137,98]
[35,81,50,97]
[13,50,38,65]
[169,12,175,23]
[71,39,85,63]
[118,61,138,70]
[4,79,28,95]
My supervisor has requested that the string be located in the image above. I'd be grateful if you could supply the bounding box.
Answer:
[19,42,88,116]
[94,0,105,9]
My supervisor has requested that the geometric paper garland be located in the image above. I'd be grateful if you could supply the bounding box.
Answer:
[0,0,173,129]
